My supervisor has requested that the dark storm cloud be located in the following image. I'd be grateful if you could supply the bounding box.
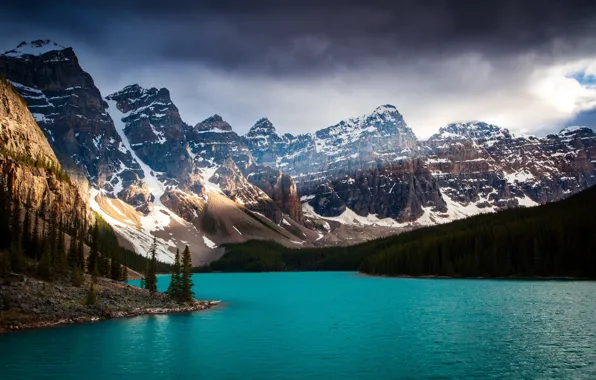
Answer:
[3,0,596,74]
[1,0,596,136]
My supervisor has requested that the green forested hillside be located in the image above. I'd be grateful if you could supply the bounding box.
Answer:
[202,186,596,278]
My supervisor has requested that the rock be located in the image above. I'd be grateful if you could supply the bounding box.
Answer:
[0,79,93,225]
[0,41,144,199]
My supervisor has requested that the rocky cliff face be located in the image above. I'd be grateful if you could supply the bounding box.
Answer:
[0,40,144,200]
[106,85,192,179]
[188,114,251,166]
[422,122,596,217]
[241,105,419,179]
[0,78,92,226]
[306,161,446,222]
[244,164,304,223]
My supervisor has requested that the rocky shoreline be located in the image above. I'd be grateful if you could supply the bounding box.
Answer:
[0,274,219,333]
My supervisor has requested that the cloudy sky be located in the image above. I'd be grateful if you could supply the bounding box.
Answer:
[1,0,596,138]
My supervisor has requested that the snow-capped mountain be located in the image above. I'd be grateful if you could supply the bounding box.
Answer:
[188,114,251,166]
[240,105,419,179]
[3,39,596,265]
[420,122,596,223]
[0,40,144,194]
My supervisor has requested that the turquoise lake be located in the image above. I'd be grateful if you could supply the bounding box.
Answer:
[1,272,596,379]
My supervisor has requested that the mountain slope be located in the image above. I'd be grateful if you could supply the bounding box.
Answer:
[204,185,596,277]
[0,77,91,226]
[0,40,144,195]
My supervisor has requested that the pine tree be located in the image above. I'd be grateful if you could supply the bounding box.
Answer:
[0,251,11,276]
[99,249,110,277]
[4,174,14,250]
[85,283,97,306]
[181,245,194,303]
[38,242,52,280]
[67,220,78,268]
[143,236,158,293]
[87,222,99,274]
[47,202,59,271]
[120,251,129,282]
[166,248,182,302]
[9,191,25,273]
[55,217,68,275]
[120,264,128,282]
[77,220,86,271]
[110,251,121,281]
[22,191,32,258]
[31,212,40,260]
[71,264,84,287]
[0,176,10,251]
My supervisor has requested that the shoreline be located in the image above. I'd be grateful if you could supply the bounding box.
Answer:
[1,300,220,334]
[0,274,220,334]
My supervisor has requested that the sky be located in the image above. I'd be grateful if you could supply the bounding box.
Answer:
[1,0,596,138]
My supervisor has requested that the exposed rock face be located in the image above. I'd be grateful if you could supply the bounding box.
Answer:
[209,158,284,223]
[0,79,92,225]
[423,122,596,213]
[0,79,56,162]
[244,105,419,178]
[244,164,304,223]
[106,84,192,179]
[244,118,289,167]
[188,114,251,166]
[307,161,446,221]
[313,104,417,161]
[0,40,144,197]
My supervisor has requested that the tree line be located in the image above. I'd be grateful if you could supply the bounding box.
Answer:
[0,173,128,286]
[202,186,596,278]
[359,186,596,278]
[0,171,176,293]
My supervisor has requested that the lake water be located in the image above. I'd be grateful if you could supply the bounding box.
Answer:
[1,272,595,379]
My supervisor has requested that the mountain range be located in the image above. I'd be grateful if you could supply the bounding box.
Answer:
[2,39,595,265]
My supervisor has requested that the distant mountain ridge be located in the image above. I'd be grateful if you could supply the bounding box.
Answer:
[2,39,595,265]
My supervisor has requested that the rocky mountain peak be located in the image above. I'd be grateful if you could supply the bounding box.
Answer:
[4,40,67,58]
[0,42,142,191]
[107,84,174,115]
[371,104,401,119]
[558,126,595,137]
[106,84,191,177]
[433,121,511,141]
[247,117,278,136]
[195,114,233,132]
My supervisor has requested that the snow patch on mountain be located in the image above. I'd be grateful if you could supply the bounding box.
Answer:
[107,100,167,201]
[89,189,175,263]
[200,166,224,196]
[4,40,66,58]
[302,203,408,228]
[504,170,535,184]
[202,236,217,249]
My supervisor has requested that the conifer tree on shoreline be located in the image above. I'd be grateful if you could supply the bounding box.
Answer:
[87,222,99,274]
[143,236,158,293]
[166,248,182,302]
[181,245,194,303]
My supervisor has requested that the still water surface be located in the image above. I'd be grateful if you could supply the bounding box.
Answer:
[1,272,595,379]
